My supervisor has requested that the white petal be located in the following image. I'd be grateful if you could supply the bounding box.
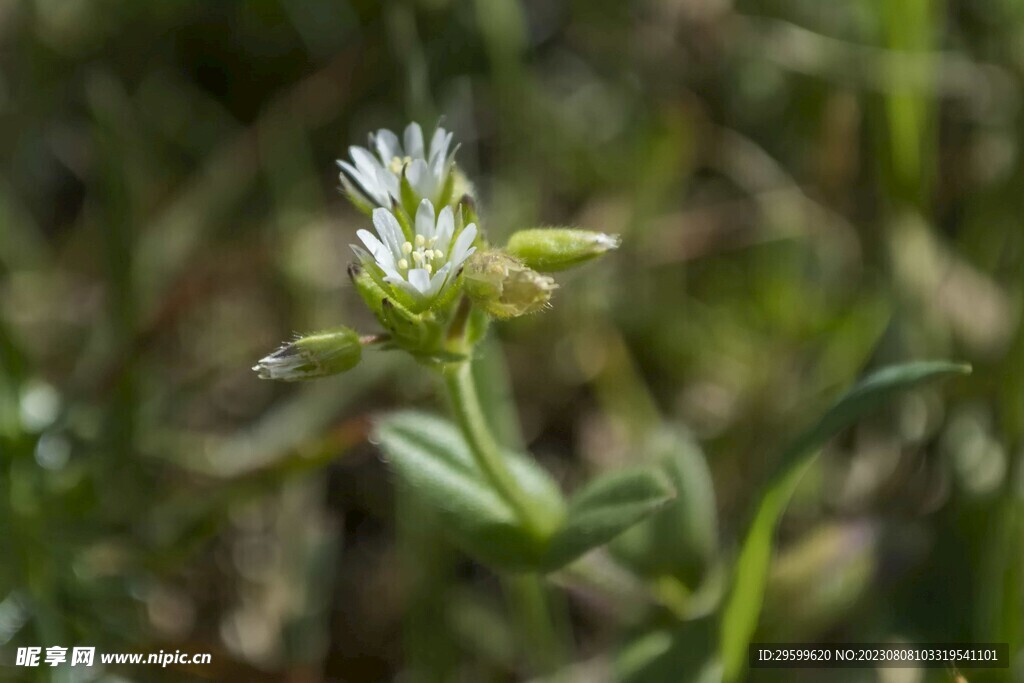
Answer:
[373,129,401,163]
[429,131,454,176]
[430,158,445,181]
[379,265,403,282]
[428,262,453,297]
[434,206,455,252]
[428,127,449,163]
[384,276,421,300]
[355,229,384,256]
[349,146,383,180]
[350,244,372,263]
[406,268,432,296]
[371,209,404,258]
[592,233,621,249]
[357,229,397,270]
[415,199,436,240]
[443,142,460,172]
[404,122,425,160]
[375,165,401,201]
[336,159,364,183]
[406,159,436,200]
[449,223,478,269]
[339,159,389,206]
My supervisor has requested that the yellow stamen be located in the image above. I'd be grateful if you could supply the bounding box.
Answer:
[388,155,413,174]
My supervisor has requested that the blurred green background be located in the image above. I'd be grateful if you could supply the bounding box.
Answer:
[1,0,1023,681]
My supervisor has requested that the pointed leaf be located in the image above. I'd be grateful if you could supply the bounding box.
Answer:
[542,466,674,571]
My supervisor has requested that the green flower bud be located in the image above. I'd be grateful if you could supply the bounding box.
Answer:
[254,326,362,381]
[506,228,621,272]
[463,251,557,319]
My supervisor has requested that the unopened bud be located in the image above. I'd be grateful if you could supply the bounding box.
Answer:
[254,326,362,381]
[506,228,620,272]
[464,251,557,319]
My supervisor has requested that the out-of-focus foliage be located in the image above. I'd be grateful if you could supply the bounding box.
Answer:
[0,0,1022,681]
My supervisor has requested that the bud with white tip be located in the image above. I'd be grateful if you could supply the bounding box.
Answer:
[506,228,621,272]
[254,327,362,381]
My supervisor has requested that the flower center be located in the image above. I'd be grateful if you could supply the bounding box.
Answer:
[397,234,446,276]
[388,155,414,174]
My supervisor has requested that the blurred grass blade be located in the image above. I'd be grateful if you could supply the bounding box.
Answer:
[720,360,970,682]
[375,411,565,571]
[876,0,937,202]
[542,466,674,571]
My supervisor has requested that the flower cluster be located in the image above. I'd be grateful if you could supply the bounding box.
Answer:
[337,122,455,211]
[354,201,477,305]
[255,121,620,380]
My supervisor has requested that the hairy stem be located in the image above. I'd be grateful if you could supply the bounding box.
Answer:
[443,322,568,675]
[443,360,547,537]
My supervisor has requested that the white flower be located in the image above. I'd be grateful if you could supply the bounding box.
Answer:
[337,122,455,208]
[353,200,477,304]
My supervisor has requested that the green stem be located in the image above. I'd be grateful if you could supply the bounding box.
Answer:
[505,573,570,676]
[443,326,569,675]
[443,360,547,538]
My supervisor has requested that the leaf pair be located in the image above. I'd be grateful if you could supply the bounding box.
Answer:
[375,412,674,573]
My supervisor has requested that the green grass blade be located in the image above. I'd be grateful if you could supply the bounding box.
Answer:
[720,361,971,682]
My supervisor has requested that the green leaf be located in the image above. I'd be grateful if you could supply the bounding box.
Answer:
[375,411,565,571]
[612,425,718,590]
[719,361,971,682]
[542,467,675,571]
